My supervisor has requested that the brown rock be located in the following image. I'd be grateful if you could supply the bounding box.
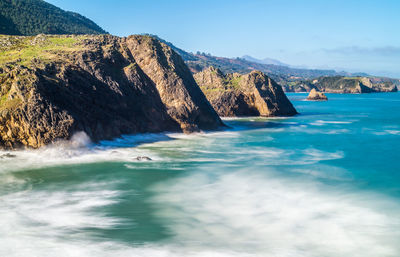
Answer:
[307,88,328,101]
[0,35,224,149]
[194,67,297,117]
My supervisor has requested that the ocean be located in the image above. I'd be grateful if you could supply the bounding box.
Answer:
[1,92,400,257]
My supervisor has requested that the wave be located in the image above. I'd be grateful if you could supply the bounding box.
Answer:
[0,132,169,173]
[1,106,399,257]
[373,130,400,136]
[0,180,126,257]
[310,120,354,126]
[3,164,398,257]
[290,126,351,135]
[149,169,400,257]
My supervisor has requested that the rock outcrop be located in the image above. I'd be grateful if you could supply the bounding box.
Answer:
[307,89,328,101]
[284,76,398,93]
[0,34,223,149]
[194,67,297,117]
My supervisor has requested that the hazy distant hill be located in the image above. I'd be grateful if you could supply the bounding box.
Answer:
[242,55,288,67]
[0,0,106,35]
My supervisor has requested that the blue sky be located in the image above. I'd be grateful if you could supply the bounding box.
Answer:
[47,0,400,78]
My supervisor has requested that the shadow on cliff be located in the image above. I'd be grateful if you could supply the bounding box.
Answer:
[36,58,182,144]
[148,40,224,130]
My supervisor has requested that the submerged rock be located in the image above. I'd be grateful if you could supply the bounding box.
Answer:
[0,34,223,149]
[194,67,297,117]
[307,88,328,101]
[135,156,152,161]
[0,153,16,158]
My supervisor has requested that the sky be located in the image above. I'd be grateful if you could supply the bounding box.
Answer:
[47,0,400,78]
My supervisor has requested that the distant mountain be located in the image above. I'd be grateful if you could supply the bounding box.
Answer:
[0,0,107,35]
[150,36,400,87]
[241,55,288,66]
[147,34,354,84]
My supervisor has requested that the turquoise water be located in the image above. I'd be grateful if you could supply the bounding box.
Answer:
[1,92,400,257]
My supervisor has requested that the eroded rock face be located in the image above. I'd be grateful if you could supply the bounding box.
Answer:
[307,88,328,101]
[0,35,223,149]
[194,67,297,117]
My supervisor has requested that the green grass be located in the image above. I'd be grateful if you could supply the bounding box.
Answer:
[124,63,136,70]
[226,76,242,89]
[0,35,87,66]
[0,93,21,111]
[0,94,7,106]
[200,86,227,93]
[343,77,361,80]
[48,37,78,47]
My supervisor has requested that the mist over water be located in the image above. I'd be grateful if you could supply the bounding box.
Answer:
[1,93,400,257]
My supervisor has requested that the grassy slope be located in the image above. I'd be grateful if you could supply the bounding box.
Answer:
[0,34,89,66]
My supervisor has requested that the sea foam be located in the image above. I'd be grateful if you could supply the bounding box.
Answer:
[0,132,166,173]
[149,168,400,257]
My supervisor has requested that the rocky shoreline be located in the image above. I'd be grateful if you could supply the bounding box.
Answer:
[283,76,398,94]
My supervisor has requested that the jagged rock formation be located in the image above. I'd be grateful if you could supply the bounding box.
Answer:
[307,88,328,101]
[0,34,223,149]
[283,76,398,93]
[193,67,297,117]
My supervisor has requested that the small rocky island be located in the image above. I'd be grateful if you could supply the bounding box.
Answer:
[194,67,297,117]
[0,34,224,149]
[307,89,328,101]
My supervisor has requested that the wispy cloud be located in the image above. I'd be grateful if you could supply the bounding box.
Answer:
[322,46,400,56]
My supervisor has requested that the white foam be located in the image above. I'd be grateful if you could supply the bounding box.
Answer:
[0,180,127,257]
[222,116,289,121]
[302,148,344,162]
[290,165,352,181]
[137,131,344,166]
[373,130,400,136]
[0,132,165,173]
[324,129,350,134]
[167,130,241,139]
[2,168,399,257]
[150,169,400,257]
[1,126,399,257]
[290,126,351,135]
[0,159,399,256]
[310,120,354,126]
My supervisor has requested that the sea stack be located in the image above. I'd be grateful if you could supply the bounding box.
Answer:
[194,67,297,117]
[307,88,328,101]
[0,34,223,149]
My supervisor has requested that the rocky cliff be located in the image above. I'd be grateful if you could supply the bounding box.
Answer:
[283,76,398,93]
[0,34,223,149]
[193,67,297,117]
